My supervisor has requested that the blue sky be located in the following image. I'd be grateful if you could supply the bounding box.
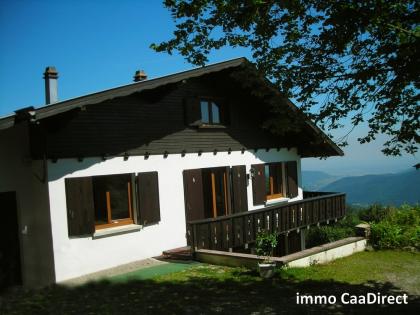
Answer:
[0,0,417,175]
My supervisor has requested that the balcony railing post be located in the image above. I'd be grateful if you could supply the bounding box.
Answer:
[187,192,346,252]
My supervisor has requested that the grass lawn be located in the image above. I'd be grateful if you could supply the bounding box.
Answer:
[1,250,419,314]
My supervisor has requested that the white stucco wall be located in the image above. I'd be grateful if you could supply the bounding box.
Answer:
[48,148,302,282]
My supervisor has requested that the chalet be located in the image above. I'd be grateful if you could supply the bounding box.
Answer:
[0,58,345,288]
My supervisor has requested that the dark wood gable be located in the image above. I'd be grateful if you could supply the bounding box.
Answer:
[29,70,286,160]
[184,96,201,126]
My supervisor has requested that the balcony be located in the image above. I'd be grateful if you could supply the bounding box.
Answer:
[187,191,346,253]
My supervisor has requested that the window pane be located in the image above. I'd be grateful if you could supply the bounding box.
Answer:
[272,164,283,195]
[265,164,283,197]
[214,169,226,217]
[211,101,220,124]
[93,174,131,224]
[202,167,228,218]
[93,180,108,225]
[200,101,210,123]
[265,165,271,195]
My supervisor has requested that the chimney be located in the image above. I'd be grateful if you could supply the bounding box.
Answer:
[133,70,147,82]
[43,66,58,104]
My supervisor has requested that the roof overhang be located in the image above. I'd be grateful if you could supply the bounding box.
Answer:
[0,57,343,157]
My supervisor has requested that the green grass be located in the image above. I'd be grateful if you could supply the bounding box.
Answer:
[279,250,420,295]
[110,261,200,283]
[1,250,419,314]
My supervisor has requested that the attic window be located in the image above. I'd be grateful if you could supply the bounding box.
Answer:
[200,99,221,124]
[184,97,229,127]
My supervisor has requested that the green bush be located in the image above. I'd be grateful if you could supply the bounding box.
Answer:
[306,225,355,248]
[370,205,420,250]
[255,230,278,261]
[358,204,394,223]
[306,204,419,250]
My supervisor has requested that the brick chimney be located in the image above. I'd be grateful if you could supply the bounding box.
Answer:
[44,66,58,104]
[133,70,147,82]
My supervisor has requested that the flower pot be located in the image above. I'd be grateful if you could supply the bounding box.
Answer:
[258,262,276,278]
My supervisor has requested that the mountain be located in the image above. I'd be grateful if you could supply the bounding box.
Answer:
[321,169,420,206]
[301,171,341,191]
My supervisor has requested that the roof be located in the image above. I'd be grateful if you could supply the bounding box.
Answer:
[0,57,246,129]
[0,57,343,156]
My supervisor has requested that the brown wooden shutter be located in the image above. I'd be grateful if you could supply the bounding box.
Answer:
[220,99,230,125]
[183,169,205,222]
[286,161,298,198]
[183,97,201,126]
[65,177,95,237]
[224,166,232,214]
[137,172,161,225]
[231,165,248,213]
[251,164,266,205]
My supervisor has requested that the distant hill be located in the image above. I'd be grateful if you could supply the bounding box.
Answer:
[302,171,341,191]
[321,169,420,206]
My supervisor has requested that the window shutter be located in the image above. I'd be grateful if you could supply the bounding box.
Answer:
[286,161,298,198]
[251,164,266,205]
[65,177,95,237]
[224,166,232,214]
[231,165,248,213]
[220,99,230,125]
[183,169,205,221]
[137,172,161,226]
[183,97,201,126]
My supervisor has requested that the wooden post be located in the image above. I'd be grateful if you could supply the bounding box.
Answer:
[300,228,306,251]
[284,232,289,255]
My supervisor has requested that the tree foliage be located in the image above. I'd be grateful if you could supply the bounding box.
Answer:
[151,0,419,155]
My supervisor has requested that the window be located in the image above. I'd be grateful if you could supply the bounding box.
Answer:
[200,99,221,125]
[183,166,248,224]
[202,167,230,218]
[264,163,285,200]
[252,161,299,206]
[184,97,228,126]
[65,172,161,237]
[92,174,133,230]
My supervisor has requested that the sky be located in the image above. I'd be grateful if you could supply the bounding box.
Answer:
[0,0,418,176]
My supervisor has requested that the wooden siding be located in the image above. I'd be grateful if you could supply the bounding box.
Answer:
[29,70,317,159]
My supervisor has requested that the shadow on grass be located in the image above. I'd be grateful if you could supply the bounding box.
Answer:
[1,274,419,314]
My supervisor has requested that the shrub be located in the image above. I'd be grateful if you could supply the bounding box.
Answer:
[370,205,420,250]
[370,221,403,249]
[358,204,395,223]
[306,225,355,248]
[255,230,278,262]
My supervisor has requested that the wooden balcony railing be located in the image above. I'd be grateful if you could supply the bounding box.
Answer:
[187,192,346,252]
